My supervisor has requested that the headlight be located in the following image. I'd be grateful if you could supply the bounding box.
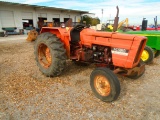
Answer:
[111,48,129,56]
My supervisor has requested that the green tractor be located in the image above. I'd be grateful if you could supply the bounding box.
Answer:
[122,17,160,64]
[124,31,160,64]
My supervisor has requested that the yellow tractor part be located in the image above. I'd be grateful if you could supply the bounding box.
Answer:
[107,18,128,31]
[117,18,128,30]
[141,50,149,61]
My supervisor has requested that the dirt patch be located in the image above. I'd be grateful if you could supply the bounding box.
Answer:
[0,36,160,120]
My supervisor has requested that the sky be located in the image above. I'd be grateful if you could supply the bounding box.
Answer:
[1,0,160,25]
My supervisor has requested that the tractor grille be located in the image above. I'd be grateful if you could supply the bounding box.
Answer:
[134,40,145,63]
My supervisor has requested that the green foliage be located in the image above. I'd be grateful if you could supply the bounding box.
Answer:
[92,18,100,26]
[81,15,100,26]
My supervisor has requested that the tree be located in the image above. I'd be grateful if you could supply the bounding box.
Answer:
[81,15,100,26]
[92,17,100,26]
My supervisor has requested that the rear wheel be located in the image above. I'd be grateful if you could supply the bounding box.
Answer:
[34,32,67,77]
[90,67,120,102]
[141,46,154,64]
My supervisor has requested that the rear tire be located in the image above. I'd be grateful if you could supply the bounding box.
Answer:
[90,67,120,102]
[141,46,154,64]
[34,32,67,77]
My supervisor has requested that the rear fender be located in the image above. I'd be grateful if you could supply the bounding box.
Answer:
[41,27,71,58]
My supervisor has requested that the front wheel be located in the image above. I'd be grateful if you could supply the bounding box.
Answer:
[141,46,154,64]
[90,68,121,102]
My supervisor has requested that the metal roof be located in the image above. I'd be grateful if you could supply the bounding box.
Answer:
[0,1,89,14]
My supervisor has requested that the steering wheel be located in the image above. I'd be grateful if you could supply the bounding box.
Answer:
[73,24,85,31]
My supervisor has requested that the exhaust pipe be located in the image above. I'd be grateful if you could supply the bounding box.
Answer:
[113,6,119,32]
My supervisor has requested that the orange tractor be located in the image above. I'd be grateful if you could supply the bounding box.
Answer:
[34,7,146,102]
[34,24,146,102]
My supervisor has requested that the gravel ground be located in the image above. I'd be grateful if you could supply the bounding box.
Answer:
[0,35,160,120]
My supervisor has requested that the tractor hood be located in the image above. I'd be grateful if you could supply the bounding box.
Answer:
[82,28,146,41]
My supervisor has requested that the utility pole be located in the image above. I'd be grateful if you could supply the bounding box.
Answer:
[101,9,103,23]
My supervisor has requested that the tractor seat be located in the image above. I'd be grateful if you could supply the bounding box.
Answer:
[70,24,85,44]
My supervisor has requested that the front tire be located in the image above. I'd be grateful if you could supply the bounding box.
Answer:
[90,68,120,102]
[141,46,154,64]
[34,32,67,77]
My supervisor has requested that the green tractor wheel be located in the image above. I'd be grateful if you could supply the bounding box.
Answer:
[141,46,154,64]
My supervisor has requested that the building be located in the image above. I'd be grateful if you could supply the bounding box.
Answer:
[0,1,89,34]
